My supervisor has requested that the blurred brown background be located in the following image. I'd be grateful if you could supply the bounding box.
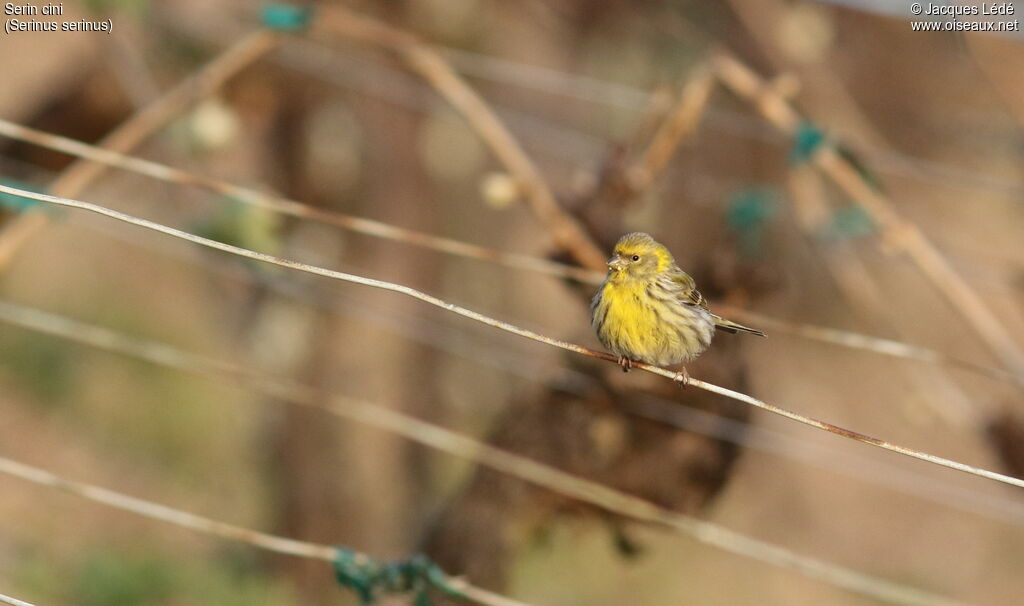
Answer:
[1,1,1023,605]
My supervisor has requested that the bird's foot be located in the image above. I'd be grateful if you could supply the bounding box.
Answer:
[674,367,690,388]
[618,356,633,373]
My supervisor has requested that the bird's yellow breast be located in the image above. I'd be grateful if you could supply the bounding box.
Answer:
[595,280,676,363]
[593,277,712,366]
[599,280,659,344]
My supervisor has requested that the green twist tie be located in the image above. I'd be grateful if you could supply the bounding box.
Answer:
[790,121,827,164]
[0,180,47,213]
[820,206,875,241]
[261,3,313,31]
[332,548,465,606]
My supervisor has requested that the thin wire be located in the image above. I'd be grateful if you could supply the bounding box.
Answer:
[0,118,601,284]
[0,455,529,606]
[63,209,1024,530]
[0,594,35,606]
[0,29,282,269]
[156,14,1024,279]
[61,208,1024,529]
[3,183,1022,492]
[720,306,1024,388]
[0,300,966,606]
[0,119,1018,391]
[270,36,1024,271]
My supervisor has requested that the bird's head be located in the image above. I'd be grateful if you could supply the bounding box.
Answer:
[605,232,674,282]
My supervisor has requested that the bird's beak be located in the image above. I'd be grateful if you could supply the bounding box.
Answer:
[607,257,626,272]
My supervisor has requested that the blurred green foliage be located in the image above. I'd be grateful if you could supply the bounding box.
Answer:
[192,198,282,258]
[0,332,76,407]
[18,546,296,606]
[75,551,176,606]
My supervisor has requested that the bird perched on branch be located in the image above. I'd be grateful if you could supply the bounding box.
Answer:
[591,232,764,381]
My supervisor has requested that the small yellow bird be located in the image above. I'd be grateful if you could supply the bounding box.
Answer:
[591,232,764,378]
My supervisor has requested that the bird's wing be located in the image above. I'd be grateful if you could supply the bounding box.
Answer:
[668,270,709,310]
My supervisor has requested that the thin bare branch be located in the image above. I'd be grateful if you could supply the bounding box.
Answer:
[3,183,1022,493]
[0,299,965,606]
[626,64,716,193]
[786,165,980,427]
[0,30,281,270]
[315,5,608,270]
[712,51,1024,380]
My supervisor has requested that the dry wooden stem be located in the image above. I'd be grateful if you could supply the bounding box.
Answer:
[315,6,607,270]
[712,51,1024,379]
[0,30,281,269]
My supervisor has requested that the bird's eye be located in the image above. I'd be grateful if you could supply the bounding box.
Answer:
[631,255,640,261]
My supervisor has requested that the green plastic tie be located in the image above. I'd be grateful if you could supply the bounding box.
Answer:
[332,548,466,606]
[726,187,778,258]
[261,3,313,32]
[790,121,827,164]
[727,188,777,233]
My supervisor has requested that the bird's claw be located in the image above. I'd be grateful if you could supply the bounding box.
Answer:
[618,357,633,373]
[674,367,690,388]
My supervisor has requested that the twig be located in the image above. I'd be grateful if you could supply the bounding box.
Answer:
[786,165,888,316]
[0,455,529,606]
[186,13,1024,201]
[0,30,281,270]
[4,120,1019,392]
[786,165,979,427]
[712,51,1024,379]
[315,5,608,270]
[3,184,1022,492]
[723,0,891,149]
[104,27,162,108]
[626,64,716,193]
[0,300,965,606]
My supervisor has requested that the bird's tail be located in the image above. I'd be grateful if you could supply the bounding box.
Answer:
[713,316,766,337]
